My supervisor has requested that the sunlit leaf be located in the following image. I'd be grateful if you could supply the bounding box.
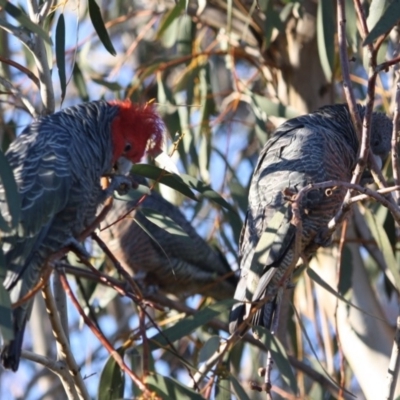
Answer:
[132,164,197,200]
[364,0,396,46]
[307,268,387,321]
[0,1,52,45]
[363,207,400,291]
[98,347,125,400]
[55,14,66,101]
[199,335,220,363]
[157,0,187,39]
[146,373,204,400]
[140,207,190,238]
[292,304,354,397]
[177,15,194,56]
[88,0,116,56]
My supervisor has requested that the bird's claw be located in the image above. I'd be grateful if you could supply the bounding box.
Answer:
[109,175,137,195]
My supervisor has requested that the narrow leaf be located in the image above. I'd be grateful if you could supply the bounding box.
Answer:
[140,207,190,238]
[307,268,387,321]
[157,0,187,39]
[199,336,220,363]
[148,299,235,351]
[0,150,20,232]
[55,14,66,101]
[0,1,52,45]
[98,347,126,400]
[364,0,396,45]
[131,164,197,200]
[292,304,353,395]
[317,0,335,81]
[363,207,400,291]
[230,375,251,400]
[146,373,204,400]
[72,62,89,101]
[88,0,116,56]
[92,78,122,91]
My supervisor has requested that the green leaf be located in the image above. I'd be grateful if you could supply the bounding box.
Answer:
[140,207,190,238]
[0,150,20,232]
[215,371,231,400]
[363,207,400,291]
[364,0,397,46]
[177,15,194,56]
[317,0,335,81]
[157,0,187,39]
[338,245,353,296]
[254,326,298,395]
[146,373,204,400]
[98,347,126,400]
[250,93,300,144]
[179,173,238,214]
[345,0,358,50]
[0,1,52,45]
[92,77,122,91]
[307,268,387,321]
[131,164,197,200]
[292,304,350,395]
[0,248,13,341]
[230,375,251,400]
[199,335,220,363]
[148,299,235,351]
[72,62,89,102]
[88,0,116,56]
[55,14,66,101]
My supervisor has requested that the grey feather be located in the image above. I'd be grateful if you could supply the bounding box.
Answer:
[229,104,392,334]
[99,174,237,300]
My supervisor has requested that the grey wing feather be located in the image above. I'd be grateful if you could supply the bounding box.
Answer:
[2,123,72,288]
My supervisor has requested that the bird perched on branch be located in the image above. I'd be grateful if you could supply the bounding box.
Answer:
[0,100,164,371]
[229,104,392,335]
[99,174,237,300]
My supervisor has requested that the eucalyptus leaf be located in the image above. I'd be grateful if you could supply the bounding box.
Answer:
[88,0,116,56]
[98,347,126,400]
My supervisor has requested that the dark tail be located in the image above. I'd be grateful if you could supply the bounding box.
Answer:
[1,312,27,371]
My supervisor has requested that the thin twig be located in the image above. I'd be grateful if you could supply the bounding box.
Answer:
[58,270,154,396]
[42,280,90,400]
[21,350,80,400]
[384,316,400,400]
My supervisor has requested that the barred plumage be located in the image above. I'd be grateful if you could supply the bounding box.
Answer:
[99,175,237,300]
[0,100,164,371]
[229,104,392,334]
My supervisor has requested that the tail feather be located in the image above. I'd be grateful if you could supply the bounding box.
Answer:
[1,314,27,371]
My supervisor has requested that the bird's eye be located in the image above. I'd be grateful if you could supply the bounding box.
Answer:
[124,143,132,153]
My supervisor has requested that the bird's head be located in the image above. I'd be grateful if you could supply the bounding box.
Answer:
[109,100,164,164]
